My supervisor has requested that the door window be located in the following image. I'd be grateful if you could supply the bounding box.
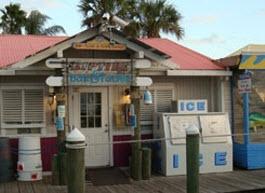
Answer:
[80,92,102,128]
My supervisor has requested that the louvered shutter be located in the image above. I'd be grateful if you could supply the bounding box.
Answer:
[140,90,155,122]
[2,90,23,124]
[156,89,173,112]
[24,89,44,124]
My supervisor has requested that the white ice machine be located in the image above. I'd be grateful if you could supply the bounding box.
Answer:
[152,112,233,176]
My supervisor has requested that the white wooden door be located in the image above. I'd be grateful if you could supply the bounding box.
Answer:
[78,87,110,167]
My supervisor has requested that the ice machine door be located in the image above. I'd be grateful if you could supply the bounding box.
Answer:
[168,115,199,144]
[200,114,229,143]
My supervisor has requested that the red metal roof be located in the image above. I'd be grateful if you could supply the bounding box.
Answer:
[0,34,66,68]
[0,35,223,70]
[139,38,223,70]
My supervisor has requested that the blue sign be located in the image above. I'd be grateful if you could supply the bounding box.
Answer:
[199,154,203,167]
[178,100,208,113]
[129,115,137,128]
[68,60,132,86]
[215,152,227,166]
[69,70,131,86]
[173,154,179,168]
[55,117,64,131]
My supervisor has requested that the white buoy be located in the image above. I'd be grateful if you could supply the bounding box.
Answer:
[17,136,42,181]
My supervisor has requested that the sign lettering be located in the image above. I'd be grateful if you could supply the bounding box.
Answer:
[238,74,251,94]
[178,100,208,114]
[68,60,132,86]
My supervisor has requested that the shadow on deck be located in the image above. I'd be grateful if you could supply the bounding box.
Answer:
[1,169,265,193]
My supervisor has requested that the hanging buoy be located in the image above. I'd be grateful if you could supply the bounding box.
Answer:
[144,90,152,105]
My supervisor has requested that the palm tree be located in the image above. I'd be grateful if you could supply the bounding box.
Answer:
[78,0,183,39]
[0,3,27,34]
[25,10,66,35]
[135,0,184,39]
[78,0,137,28]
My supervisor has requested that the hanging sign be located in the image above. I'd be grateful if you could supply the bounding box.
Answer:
[46,76,63,87]
[68,59,132,86]
[73,37,126,51]
[238,74,251,94]
[134,77,152,86]
[46,58,65,68]
[134,59,151,69]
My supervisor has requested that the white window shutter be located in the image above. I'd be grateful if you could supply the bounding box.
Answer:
[2,90,23,124]
[156,89,173,112]
[24,89,44,124]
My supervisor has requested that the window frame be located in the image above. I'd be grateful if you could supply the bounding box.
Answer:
[0,86,46,129]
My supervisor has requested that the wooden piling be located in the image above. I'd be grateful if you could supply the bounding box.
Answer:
[186,126,200,193]
[51,154,59,185]
[142,148,151,180]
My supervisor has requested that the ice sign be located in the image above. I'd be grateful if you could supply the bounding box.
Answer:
[178,100,208,114]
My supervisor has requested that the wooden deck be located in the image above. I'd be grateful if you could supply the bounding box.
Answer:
[1,170,265,193]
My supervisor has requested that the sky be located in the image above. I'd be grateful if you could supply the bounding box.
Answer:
[0,0,265,59]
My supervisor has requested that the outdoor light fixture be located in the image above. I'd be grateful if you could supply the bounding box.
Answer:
[48,87,56,106]
[48,93,56,106]
[121,88,131,104]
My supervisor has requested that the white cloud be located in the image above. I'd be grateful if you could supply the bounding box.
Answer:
[258,9,265,16]
[183,34,226,46]
[189,15,218,25]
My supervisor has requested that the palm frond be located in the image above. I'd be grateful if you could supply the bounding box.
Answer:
[43,25,66,35]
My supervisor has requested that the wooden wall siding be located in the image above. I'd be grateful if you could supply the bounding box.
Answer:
[63,48,130,59]
[0,76,47,84]
[223,79,232,121]
[152,76,220,112]
[233,86,244,143]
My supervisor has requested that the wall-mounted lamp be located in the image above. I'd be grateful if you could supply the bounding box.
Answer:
[48,87,56,106]
[121,88,131,104]
[48,94,56,106]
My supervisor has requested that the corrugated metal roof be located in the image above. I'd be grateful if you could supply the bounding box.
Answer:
[0,34,66,68]
[0,34,223,70]
[139,38,223,70]
[228,44,265,56]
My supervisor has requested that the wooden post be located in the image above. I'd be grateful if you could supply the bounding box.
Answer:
[130,82,142,180]
[66,128,86,193]
[58,152,67,185]
[142,148,151,180]
[55,90,67,185]
[51,154,59,185]
[56,96,66,153]
[186,125,200,193]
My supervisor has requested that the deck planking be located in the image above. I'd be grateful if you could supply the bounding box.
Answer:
[0,170,265,193]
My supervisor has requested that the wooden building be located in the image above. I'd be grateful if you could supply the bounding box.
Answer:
[0,27,231,171]
[218,44,265,169]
